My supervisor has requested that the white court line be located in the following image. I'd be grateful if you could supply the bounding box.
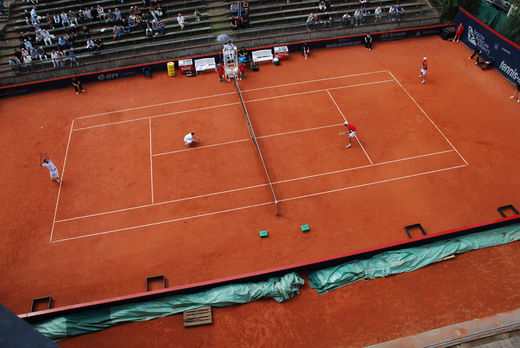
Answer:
[74,70,389,120]
[152,123,345,157]
[75,91,238,120]
[54,149,454,224]
[273,149,455,184]
[242,70,389,93]
[246,80,394,105]
[73,80,394,132]
[387,70,469,166]
[52,163,466,242]
[55,182,269,223]
[51,201,274,243]
[49,120,75,242]
[278,164,468,203]
[73,102,241,132]
[326,90,374,164]
[149,118,154,204]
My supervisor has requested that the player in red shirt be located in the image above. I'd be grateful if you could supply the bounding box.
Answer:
[418,57,427,84]
[216,64,225,82]
[344,121,356,149]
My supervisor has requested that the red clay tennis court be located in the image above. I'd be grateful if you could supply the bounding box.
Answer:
[1,35,520,346]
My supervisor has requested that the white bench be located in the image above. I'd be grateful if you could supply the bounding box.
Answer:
[252,49,273,64]
[194,58,216,74]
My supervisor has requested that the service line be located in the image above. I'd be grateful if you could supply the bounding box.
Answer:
[74,70,389,120]
[73,80,394,131]
[54,149,456,224]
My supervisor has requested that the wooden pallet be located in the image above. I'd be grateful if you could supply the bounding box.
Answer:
[183,306,213,327]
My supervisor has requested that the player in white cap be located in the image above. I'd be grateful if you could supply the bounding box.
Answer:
[418,57,427,84]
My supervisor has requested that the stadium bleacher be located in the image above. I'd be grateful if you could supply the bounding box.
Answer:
[0,0,441,84]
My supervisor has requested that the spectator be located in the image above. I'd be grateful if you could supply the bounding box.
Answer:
[9,57,21,74]
[60,11,70,27]
[30,7,38,23]
[14,48,22,62]
[106,9,116,24]
[86,38,95,53]
[177,13,185,30]
[69,10,78,27]
[37,45,47,60]
[129,13,137,28]
[97,4,105,21]
[82,22,90,38]
[342,12,351,27]
[85,7,92,22]
[374,6,382,23]
[30,46,39,61]
[115,8,122,23]
[157,4,165,17]
[306,13,316,31]
[69,49,79,66]
[359,0,367,8]
[230,2,238,16]
[121,18,131,33]
[230,16,238,30]
[354,9,362,25]
[153,6,163,19]
[113,25,122,40]
[53,13,61,27]
[46,13,54,29]
[388,5,397,21]
[23,54,34,71]
[41,28,53,46]
[93,35,103,56]
[145,20,153,36]
[361,8,369,22]
[23,38,33,50]
[90,5,98,21]
[156,18,165,35]
[194,9,201,22]
[396,3,404,21]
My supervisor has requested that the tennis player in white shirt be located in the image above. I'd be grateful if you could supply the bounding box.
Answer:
[40,153,61,183]
[184,131,201,147]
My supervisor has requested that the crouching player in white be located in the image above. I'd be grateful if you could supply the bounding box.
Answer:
[184,131,201,147]
[40,153,61,183]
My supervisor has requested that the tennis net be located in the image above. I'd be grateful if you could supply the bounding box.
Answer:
[234,79,279,215]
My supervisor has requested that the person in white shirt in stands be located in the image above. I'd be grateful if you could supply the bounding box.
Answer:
[184,132,200,147]
[40,153,61,183]
[177,13,185,30]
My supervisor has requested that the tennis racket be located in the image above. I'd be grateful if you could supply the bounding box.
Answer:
[39,153,42,165]
[338,131,347,135]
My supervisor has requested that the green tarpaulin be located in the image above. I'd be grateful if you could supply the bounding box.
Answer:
[308,225,520,294]
[33,272,304,341]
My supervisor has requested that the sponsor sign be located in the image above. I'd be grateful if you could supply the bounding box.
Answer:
[456,7,520,84]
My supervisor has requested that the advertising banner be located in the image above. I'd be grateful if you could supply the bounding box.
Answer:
[455,7,520,84]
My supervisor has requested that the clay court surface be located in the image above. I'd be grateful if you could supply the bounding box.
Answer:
[1,36,520,346]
